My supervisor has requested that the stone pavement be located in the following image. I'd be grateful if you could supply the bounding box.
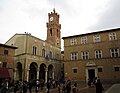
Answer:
[78,83,112,93]
[8,83,113,93]
[104,84,120,93]
[26,83,112,93]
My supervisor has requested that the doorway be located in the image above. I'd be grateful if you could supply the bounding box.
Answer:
[88,69,95,82]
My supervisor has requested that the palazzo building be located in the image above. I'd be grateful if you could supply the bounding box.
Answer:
[0,43,17,80]
[62,28,120,83]
[5,9,62,82]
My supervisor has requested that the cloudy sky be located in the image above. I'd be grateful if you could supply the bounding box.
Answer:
[0,0,120,46]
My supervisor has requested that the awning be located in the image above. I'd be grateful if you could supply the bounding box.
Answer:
[0,68,11,79]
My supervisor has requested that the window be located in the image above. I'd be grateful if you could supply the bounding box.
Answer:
[114,67,120,71]
[110,48,119,57]
[109,32,117,41]
[50,29,52,36]
[3,62,7,68]
[73,68,77,73]
[81,36,87,44]
[98,68,103,72]
[81,51,89,60]
[4,50,8,55]
[93,35,101,43]
[57,29,59,37]
[42,49,46,57]
[95,50,102,59]
[46,51,52,60]
[49,51,52,59]
[56,53,60,60]
[71,52,78,60]
[32,46,37,55]
[70,38,77,45]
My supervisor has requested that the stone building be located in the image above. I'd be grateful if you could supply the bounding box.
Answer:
[0,43,17,81]
[5,9,62,82]
[62,28,120,83]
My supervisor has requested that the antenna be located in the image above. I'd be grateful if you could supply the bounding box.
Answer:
[49,0,56,11]
[53,0,55,9]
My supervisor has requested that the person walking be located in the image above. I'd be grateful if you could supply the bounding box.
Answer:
[23,81,27,93]
[36,80,40,93]
[95,79,104,93]
[28,80,32,93]
[72,83,79,93]
[47,80,51,93]
[88,79,92,87]
[14,82,18,93]
[65,80,71,93]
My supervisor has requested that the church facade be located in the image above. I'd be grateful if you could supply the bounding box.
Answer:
[5,9,62,82]
[62,28,120,83]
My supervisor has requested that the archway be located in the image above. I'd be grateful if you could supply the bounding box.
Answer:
[39,63,46,81]
[16,62,22,81]
[29,62,38,81]
[48,64,54,80]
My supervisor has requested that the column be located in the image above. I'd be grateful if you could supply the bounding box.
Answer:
[45,68,48,83]
[27,70,29,82]
[85,68,88,83]
[27,64,30,82]
[52,70,55,80]
[37,68,39,79]
[14,68,17,81]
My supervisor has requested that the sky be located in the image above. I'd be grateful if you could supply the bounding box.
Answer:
[0,0,120,49]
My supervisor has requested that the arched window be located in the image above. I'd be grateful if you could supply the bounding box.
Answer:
[42,49,46,57]
[49,51,52,59]
[50,28,52,37]
[32,46,37,55]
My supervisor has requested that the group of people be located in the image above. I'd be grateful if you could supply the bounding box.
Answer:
[13,79,45,93]
[57,79,80,93]
[0,78,104,93]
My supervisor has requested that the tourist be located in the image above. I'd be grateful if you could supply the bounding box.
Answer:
[72,83,79,93]
[95,79,104,93]
[65,80,71,93]
[47,80,51,93]
[28,80,32,93]
[88,79,92,87]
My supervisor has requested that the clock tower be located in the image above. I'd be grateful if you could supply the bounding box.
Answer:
[46,9,61,48]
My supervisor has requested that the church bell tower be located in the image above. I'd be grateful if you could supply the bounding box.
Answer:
[46,9,61,48]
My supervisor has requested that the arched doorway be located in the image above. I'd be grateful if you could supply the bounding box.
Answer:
[16,62,22,81]
[29,62,38,81]
[48,64,54,80]
[39,63,46,81]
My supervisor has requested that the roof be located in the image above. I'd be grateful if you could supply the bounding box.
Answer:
[5,33,45,44]
[0,68,11,79]
[62,27,120,39]
[0,43,17,49]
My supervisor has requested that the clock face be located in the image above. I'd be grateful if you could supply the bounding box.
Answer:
[50,17,53,21]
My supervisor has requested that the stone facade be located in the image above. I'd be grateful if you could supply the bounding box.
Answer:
[62,28,120,83]
[0,43,17,80]
[5,9,62,82]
